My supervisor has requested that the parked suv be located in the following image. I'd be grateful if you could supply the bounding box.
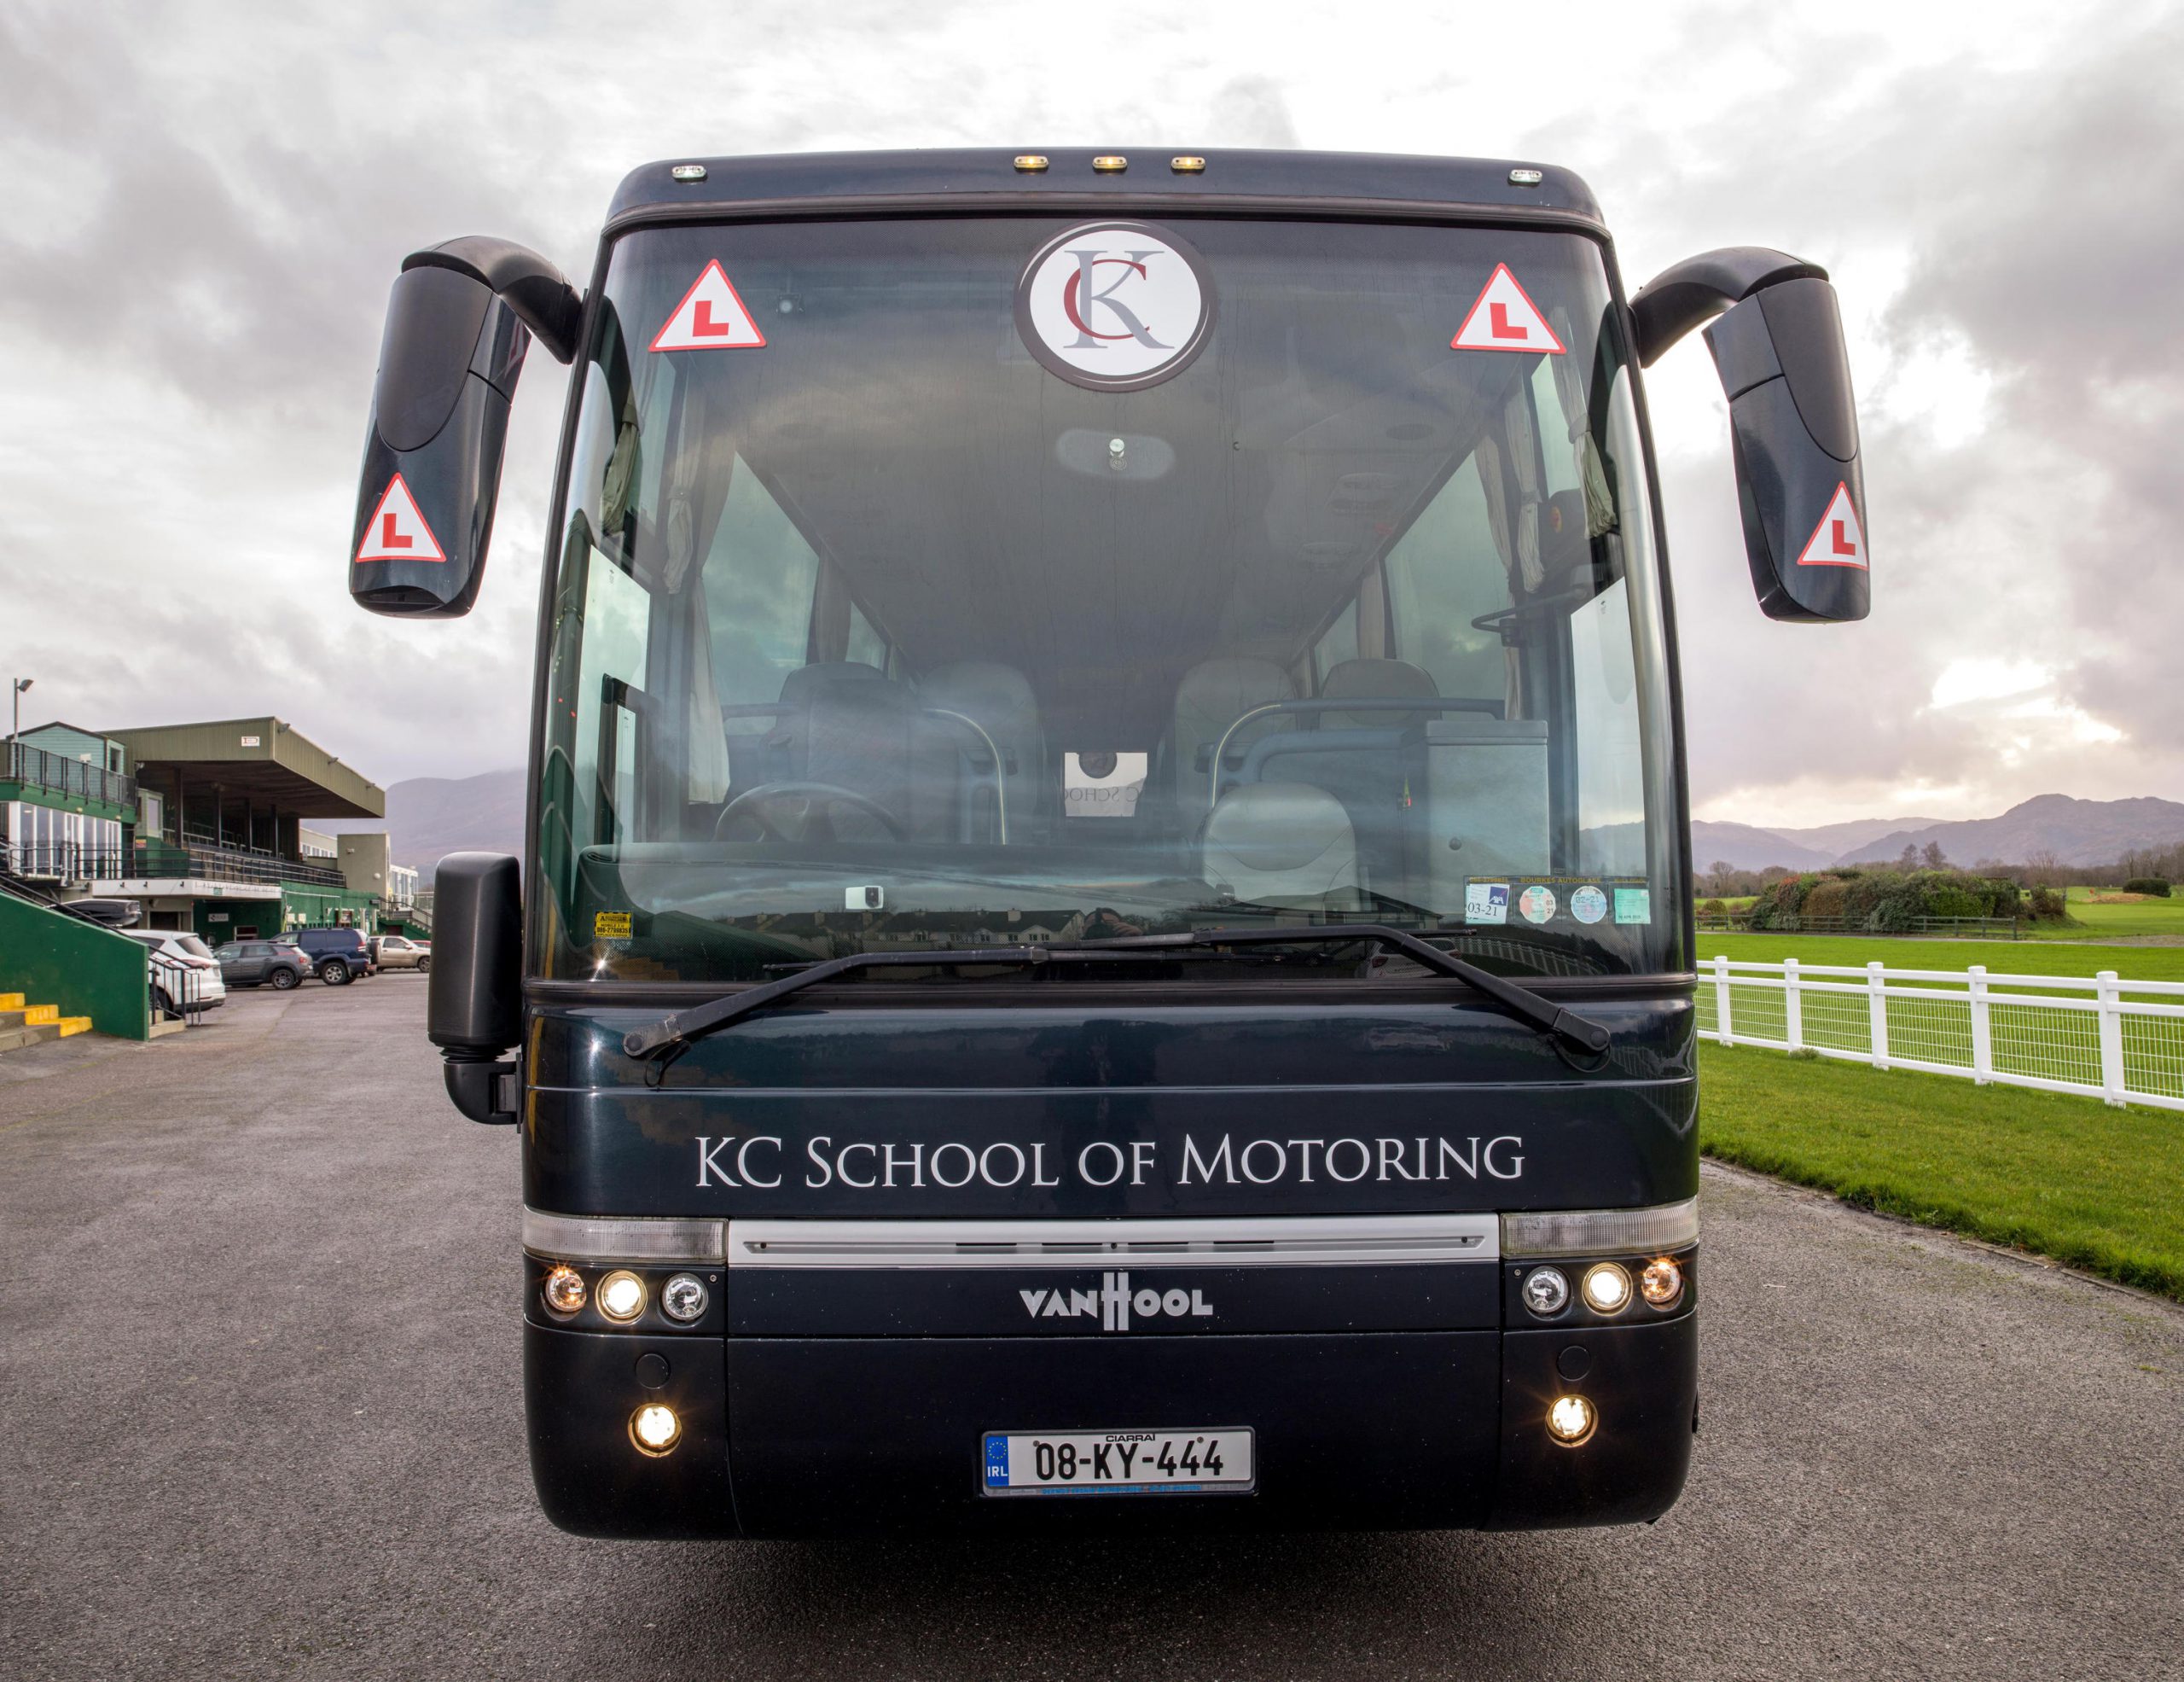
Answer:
[124,930,227,1013]
[370,934,431,972]
[213,939,311,991]
[290,928,374,986]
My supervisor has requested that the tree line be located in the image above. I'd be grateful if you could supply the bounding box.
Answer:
[1695,841,2180,900]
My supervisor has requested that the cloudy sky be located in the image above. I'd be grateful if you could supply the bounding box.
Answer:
[3,0,2178,828]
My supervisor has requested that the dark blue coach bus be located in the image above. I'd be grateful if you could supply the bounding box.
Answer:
[349,148,1868,1536]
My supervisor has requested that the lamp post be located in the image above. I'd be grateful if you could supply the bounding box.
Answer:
[9,677,29,777]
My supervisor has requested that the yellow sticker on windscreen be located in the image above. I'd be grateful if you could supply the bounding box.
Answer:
[593,911,633,940]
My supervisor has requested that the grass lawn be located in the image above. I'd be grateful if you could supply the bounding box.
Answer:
[1700,1042,2184,1301]
[1694,931,2184,985]
[2033,884,2184,941]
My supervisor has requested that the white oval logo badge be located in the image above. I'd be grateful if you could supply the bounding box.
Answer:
[1016,222,1214,391]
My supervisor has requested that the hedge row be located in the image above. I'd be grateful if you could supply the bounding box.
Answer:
[1742,867,2056,932]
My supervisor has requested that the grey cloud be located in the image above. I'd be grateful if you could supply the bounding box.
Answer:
[4,0,2178,818]
[1509,4,2184,815]
[1208,76,1300,149]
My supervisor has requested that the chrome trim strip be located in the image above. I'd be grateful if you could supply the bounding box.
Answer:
[1499,1198,1698,1259]
[522,1209,726,1264]
[726,1214,1497,1269]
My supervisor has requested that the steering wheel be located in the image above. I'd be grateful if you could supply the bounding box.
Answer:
[713,782,909,842]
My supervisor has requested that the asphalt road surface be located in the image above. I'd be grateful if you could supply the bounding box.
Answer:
[3,980,2179,1681]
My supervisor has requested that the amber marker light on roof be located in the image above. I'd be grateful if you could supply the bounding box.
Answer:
[1092,155,1128,172]
[1171,156,1206,172]
[1013,154,1048,172]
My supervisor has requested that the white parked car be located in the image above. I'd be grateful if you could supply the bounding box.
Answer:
[123,930,227,1014]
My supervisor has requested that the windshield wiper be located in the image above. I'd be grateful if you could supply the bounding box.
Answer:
[621,944,1185,1060]
[1078,924,1612,1055]
[622,924,1611,1061]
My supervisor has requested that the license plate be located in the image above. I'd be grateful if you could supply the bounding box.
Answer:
[981,1429,1254,1496]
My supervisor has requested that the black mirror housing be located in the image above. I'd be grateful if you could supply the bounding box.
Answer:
[1633,249,1870,624]
[350,237,581,620]
[1706,280,1868,622]
[428,851,522,1053]
[427,853,523,1123]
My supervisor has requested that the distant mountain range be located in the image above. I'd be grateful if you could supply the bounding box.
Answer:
[320,769,525,868]
[1697,794,2184,872]
[328,771,2184,878]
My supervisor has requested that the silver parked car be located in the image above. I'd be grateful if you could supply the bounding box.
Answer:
[371,934,432,972]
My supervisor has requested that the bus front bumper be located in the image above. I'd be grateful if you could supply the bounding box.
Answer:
[522,1315,1697,1539]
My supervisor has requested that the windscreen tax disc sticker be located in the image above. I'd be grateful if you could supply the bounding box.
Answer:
[1016,222,1215,392]
[1518,885,1557,924]
[1570,884,1607,924]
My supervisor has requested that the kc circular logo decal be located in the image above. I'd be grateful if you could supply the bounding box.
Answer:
[1016,222,1214,391]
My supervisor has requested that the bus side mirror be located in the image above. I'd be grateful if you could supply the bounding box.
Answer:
[350,237,582,620]
[1633,248,1870,625]
[428,852,523,1124]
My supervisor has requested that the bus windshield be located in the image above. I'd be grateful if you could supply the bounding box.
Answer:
[537,216,1681,983]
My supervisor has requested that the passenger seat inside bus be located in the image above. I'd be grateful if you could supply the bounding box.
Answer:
[757,661,961,841]
[919,661,1044,841]
[1170,656,1297,833]
[1317,658,1438,730]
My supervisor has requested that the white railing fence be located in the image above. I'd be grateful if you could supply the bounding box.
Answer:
[1697,957,2184,1113]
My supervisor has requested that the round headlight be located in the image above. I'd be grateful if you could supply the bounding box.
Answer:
[661,1272,710,1324]
[630,1402,681,1455]
[1519,1266,1571,1318]
[597,1270,648,1323]
[1546,1394,1597,1446]
[1641,1256,1685,1309]
[542,1265,587,1316]
[1581,1262,1632,1315]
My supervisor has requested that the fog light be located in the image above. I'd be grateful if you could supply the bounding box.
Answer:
[1641,1255,1685,1309]
[661,1272,709,1323]
[1582,1262,1632,1315]
[630,1402,681,1455]
[1520,1266,1570,1318]
[1546,1394,1596,1446]
[598,1270,647,1323]
[542,1265,586,1316]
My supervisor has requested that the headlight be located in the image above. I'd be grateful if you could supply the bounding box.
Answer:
[597,1269,648,1323]
[1581,1262,1632,1315]
[1640,1256,1685,1309]
[1519,1266,1571,1318]
[630,1403,681,1455]
[542,1265,587,1315]
[661,1273,710,1323]
[1546,1394,1596,1446]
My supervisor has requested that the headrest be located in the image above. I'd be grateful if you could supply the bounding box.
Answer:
[1176,657,1297,727]
[1318,658,1438,730]
[1201,783,1356,873]
[778,661,887,709]
[920,662,1039,741]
